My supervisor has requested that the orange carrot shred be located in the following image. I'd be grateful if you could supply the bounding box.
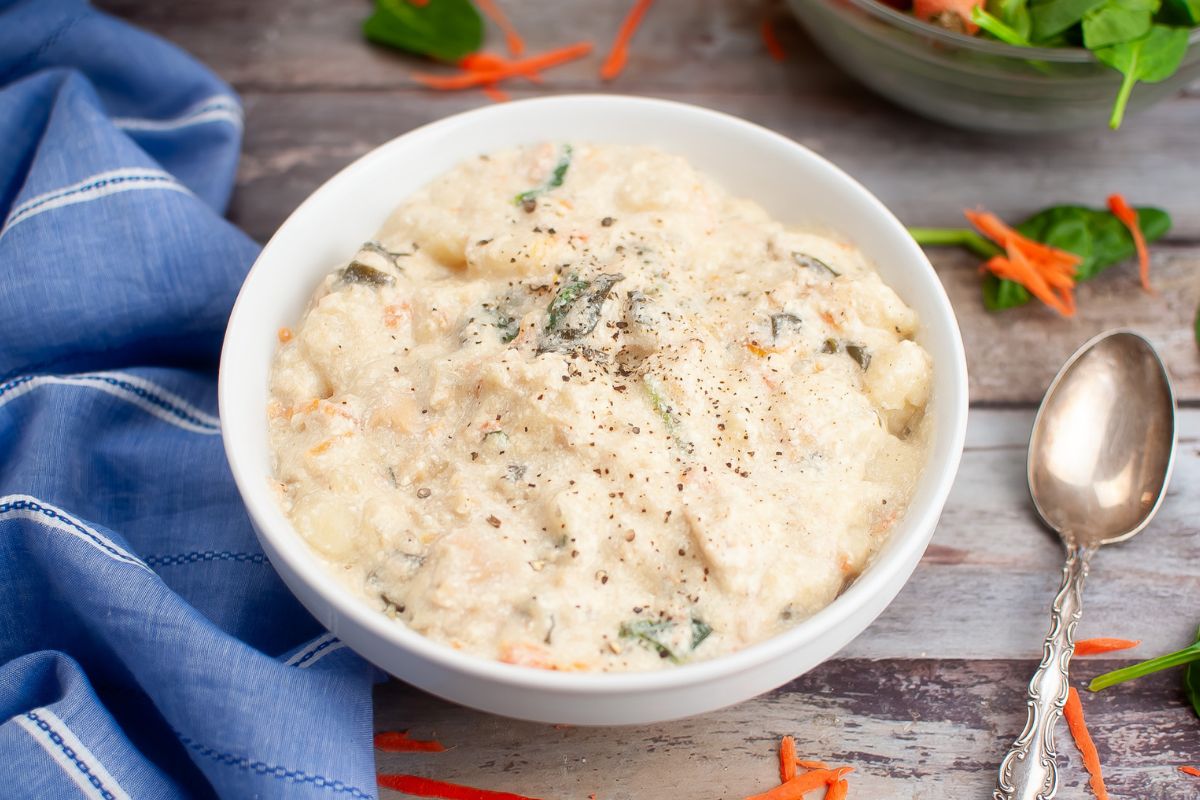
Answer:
[761,18,786,61]
[600,0,654,81]
[373,730,446,753]
[1064,687,1110,800]
[825,780,849,800]
[408,0,429,6]
[1107,193,1152,292]
[475,0,525,57]
[743,770,842,800]
[796,760,830,770]
[413,42,593,90]
[968,207,1079,317]
[481,84,511,103]
[780,736,797,783]
[1075,638,1141,657]
[460,52,544,84]
[1181,766,1200,777]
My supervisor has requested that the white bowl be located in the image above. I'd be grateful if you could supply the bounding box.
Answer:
[219,95,968,725]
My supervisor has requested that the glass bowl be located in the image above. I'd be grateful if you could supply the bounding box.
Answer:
[788,0,1200,133]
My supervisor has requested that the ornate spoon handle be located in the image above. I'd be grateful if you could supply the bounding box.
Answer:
[994,545,1092,800]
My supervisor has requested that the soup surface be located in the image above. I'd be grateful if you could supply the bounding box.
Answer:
[268,143,932,671]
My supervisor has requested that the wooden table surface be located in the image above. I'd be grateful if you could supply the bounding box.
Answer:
[98,1,1200,797]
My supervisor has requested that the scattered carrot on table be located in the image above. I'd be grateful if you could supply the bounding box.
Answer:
[600,0,655,81]
[744,737,854,800]
[1064,687,1110,800]
[411,42,594,90]
[374,729,447,753]
[1108,193,1153,292]
[761,18,786,61]
[475,0,524,57]
[1075,638,1141,657]
[779,735,798,782]
[377,773,543,800]
[1181,766,1200,777]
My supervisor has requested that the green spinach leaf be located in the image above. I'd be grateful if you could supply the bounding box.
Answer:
[1082,0,1158,49]
[1187,626,1200,718]
[363,0,483,62]
[1094,25,1191,128]
[1090,634,1200,692]
[619,617,712,662]
[974,6,1035,43]
[1160,0,1200,23]
[1029,0,1108,40]
[992,0,1035,37]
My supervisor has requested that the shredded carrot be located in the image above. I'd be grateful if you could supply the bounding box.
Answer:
[378,774,542,800]
[1181,766,1200,777]
[373,730,446,753]
[968,207,1080,317]
[744,770,842,800]
[796,760,830,770]
[277,326,292,343]
[780,736,797,782]
[761,18,786,61]
[481,84,511,103]
[600,0,654,81]
[1075,638,1141,657]
[408,0,429,6]
[414,42,593,90]
[825,780,849,800]
[475,0,525,57]
[460,52,544,84]
[1064,687,1110,800]
[1107,193,1152,292]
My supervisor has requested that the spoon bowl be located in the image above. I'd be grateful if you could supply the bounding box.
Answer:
[995,329,1176,800]
[1028,330,1176,547]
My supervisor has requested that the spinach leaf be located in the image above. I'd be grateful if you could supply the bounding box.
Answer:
[792,251,840,278]
[619,617,712,662]
[1029,0,1107,39]
[539,273,624,352]
[336,261,395,288]
[974,6,1034,43]
[515,144,574,206]
[909,227,1003,259]
[363,0,483,62]
[1187,626,1200,718]
[1094,25,1191,128]
[1081,0,1158,50]
[992,0,1035,38]
[980,205,1170,311]
[1090,633,1200,692]
[1160,0,1200,23]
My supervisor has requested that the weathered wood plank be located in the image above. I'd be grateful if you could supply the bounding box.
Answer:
[226,88,1200,243]
[373,659,1199,799]
[845,408,1200,660]
[94,0,836,93]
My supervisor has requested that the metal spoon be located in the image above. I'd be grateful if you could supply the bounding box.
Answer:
[994,329,1176,800]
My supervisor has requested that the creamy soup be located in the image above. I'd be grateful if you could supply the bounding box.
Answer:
[268,143,932,671]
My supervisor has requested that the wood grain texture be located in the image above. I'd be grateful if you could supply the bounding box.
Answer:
[374,660,1197,799]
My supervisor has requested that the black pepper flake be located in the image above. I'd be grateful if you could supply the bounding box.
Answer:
[522,198,537,213]
[486,515,502,528]
[601,217,614,227]
[416,487,431,499]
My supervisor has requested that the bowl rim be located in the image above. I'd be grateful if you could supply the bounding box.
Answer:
[839,0,1200,62]
[219,94,970,696]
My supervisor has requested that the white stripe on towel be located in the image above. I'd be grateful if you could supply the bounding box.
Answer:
[0,494,151,573]
[113,94,244,133]
[0,168,192,239]
[0,371,220,434]
[285,632,339,667]
[14,707,133,800]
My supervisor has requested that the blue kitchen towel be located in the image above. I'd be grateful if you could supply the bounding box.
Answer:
[0,1,380,798]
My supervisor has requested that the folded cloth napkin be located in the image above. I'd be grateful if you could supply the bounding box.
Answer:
[0,1,379,797]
